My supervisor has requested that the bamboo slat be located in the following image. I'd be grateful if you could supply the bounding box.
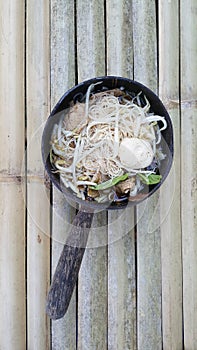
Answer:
[159,1,183,348]
[106,0,133,77]
[108,209,136,350]
[0,0,25,173]
[0,1,26,349]
[106,2,136,349]
[0,183,26,350]
[77,0,105,82]
[50,1,76,348]
[132,1,162,348]
[51,190,77,349]
[27,182,51,349]
[132,0,157,91]
[180,0,197,347]
[26,0,50,348]
[136,198,162,349]
[76,1,108,348]
[78,213,108,349]
[51,0,75,105]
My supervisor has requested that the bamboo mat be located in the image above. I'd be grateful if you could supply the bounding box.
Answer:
[0,1,196,349]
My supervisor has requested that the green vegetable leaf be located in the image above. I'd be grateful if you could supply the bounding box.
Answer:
[90,173,129,191]
[138,173,162,185]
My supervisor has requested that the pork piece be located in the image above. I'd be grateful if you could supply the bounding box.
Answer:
[92,171,102,183]
[115,177,135,194]
[64,102,86,131]
[87,188,99,198]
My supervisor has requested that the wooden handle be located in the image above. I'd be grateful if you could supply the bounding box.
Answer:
[46,210,94,320]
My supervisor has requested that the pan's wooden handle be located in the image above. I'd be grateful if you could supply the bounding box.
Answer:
[46,210,94,320]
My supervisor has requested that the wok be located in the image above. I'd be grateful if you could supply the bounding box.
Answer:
[42,76,173,320]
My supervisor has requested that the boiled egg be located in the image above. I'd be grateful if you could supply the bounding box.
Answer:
[118,137,154,169]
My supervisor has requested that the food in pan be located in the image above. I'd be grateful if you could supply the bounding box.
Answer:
[50,83,167,203]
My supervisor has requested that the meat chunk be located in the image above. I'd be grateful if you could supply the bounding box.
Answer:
[64,102,86,131]
[115,177,135,194]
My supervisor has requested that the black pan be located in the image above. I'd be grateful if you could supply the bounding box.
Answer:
[42,76,173,320]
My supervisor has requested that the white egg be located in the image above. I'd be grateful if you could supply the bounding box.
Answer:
[118,137,154,169]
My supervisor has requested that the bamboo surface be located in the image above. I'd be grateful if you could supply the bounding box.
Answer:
[0,0,197,349]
